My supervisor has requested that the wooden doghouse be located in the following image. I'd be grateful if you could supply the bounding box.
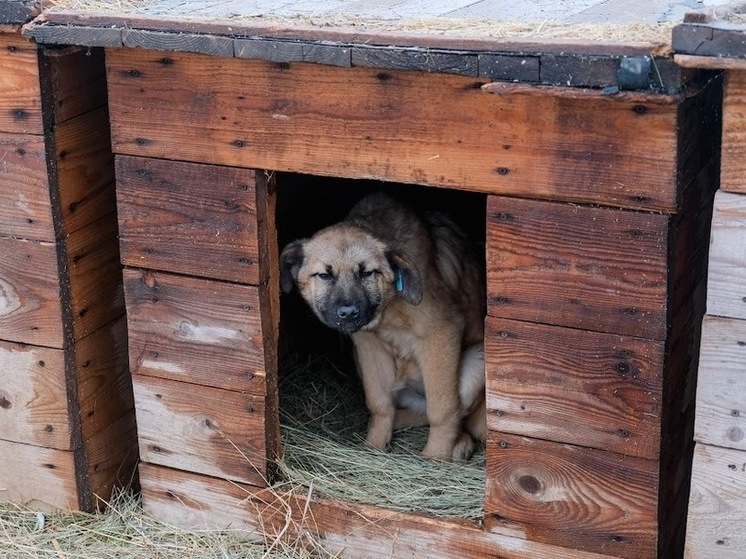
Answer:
[26,2,722,556]
[674,9,746,558]
[0,1,137,510]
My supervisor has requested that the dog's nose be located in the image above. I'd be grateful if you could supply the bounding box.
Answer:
[337,305,360,319]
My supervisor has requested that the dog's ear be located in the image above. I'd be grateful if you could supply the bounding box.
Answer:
[280,240,305,294]
[386,250,423,305]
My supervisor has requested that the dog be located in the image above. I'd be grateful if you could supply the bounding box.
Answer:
[280,192,486,461]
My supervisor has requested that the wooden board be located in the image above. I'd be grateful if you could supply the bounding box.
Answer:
[722,71,746,194]
[134,375,267,486]
[486,195,669,339]
[105,48,682,211]
[694,315,746,452]
[52,105,115,237]
[0,236,64,348]
[0,34,42,135]
[0,340,70,449]
[116,155,264,285]
[0,438,78,511]
[0,131,53,241]
[123,268,269,394]
[139,463,620,559]
[484,433,658,559]
[706,190,746,320]
[65,212,125,342]
[685,443,746,558]
[485,316,665,459]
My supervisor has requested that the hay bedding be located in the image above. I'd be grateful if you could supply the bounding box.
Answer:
[276,353,485,521]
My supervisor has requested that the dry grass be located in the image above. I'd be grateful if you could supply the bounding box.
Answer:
[277,353,485,521]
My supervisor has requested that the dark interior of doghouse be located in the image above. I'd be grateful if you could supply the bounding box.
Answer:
[274,173,488,520]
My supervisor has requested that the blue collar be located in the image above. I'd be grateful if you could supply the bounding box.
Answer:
[395,269,404,293]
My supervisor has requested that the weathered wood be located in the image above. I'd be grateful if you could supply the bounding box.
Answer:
[51,105,116,237]
[675,53,746,71]
[0,340,70,449]
[673,23,746,59]
[139,463,619,559]
[0,438,78,511]
[706,190,746,320]
[134,375,267,487]
[234,38,353,68]
[0,0,39,24]
[0,236,64,347]
[486,196,668,339]
[685,443,746,558]
[28,23,123,48]
[123,268,268,394]
[478,53,539,82]
[539,54,619,87]
[122,28,234,57]
[116,156,263,285]
[351,46,478,76]
[485,316,664,459]
[105,48,681,210]
[65,212,124,342]
[694,315,746,451]
[0,131,54,241]
[484,433,658,559]
[722,71,746,194]
[0,33,42,134]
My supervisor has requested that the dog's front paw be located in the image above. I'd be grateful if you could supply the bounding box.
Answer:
[451,433,475,462]
[420,440,453,461]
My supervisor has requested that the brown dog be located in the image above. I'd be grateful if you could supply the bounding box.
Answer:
[280,192,486,461]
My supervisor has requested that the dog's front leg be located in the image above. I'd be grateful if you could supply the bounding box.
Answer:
[352,331,397,450]
[418,333,462,460]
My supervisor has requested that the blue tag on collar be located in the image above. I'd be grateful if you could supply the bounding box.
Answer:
[395,269,404,293]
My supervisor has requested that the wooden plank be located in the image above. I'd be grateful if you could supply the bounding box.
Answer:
[673,23,746,59]
[0,438,78,511]
[52,105,116,237]
[116,156,263,285]
[0,34,42,134]
[722,71,746,194]
[0,131,54,241]
[123,268,269,394]
[122,28,234,57]
[675,53,746,71]
[706,190,746,320]
[0,340,71,449]
[40,46,108,125]
[478,53,539,82]
[0,236,64,348]
[134,375,267,486]
[84,412,139,505]
[685,443,746,558]
[139,463,619,559]
[105,48,681,211]
[540,54,619,87]
[351,46,478,76]
[65,212,125,342]
[485,316,664,459]
[234,38,352,67]
[484,433,658,559]
[694,315,746,451]
[0,0,40,24]
[486,196,669,339]
[28,24,123,48]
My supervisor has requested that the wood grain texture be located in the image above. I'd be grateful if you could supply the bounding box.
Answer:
[105,48,681,210]
[116,156,263,285]
[123,28,233,57]
[694,315,746,451]
[685,443,746,558]
[139,463,619,559]
[0,236,63,347]
[706,190,746,320]
[0,131,53,241]
[0,438,78,511]
[134,375,267,486]
[0,34,41,134]
[722,71,746,194]
[484,433,658,559]
[53,105,115,237]
[65,212,125,342]
[0,340,70,449]
[486,196,669,339]
[485,316,664,459]
[123,268,268,394]
[351,46,478,76]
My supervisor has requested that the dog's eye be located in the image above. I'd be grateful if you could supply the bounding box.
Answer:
[314,272,334,281]
[360,269,378,279]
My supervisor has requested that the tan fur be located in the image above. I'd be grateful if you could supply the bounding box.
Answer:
[281,192,486,461]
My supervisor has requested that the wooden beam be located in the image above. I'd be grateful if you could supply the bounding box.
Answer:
[0,33,42,134]
[722,71,746,194]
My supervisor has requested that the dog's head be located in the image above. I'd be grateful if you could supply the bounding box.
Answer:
[280,225,422,334]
